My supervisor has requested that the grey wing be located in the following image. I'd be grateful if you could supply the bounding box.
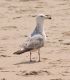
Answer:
[23,34,44,50]
[31,26,42,37]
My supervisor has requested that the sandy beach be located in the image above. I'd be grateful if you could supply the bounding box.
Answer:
[0,0,70,80]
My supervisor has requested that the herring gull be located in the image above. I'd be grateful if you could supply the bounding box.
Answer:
[13,14,51,62]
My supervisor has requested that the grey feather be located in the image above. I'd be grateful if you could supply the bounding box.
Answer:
[24,34,44,50]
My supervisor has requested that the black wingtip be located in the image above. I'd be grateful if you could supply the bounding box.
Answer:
[13,50,23,55]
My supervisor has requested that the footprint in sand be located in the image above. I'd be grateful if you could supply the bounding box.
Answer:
[1,78,6,80]
[50,78,62,80]
[16,70,50,76]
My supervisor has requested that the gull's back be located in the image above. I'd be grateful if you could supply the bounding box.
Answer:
[23,34,44,51]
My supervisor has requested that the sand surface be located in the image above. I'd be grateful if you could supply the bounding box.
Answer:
[0,0,70,80]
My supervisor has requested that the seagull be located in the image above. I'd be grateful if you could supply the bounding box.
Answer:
[13,14,51,62]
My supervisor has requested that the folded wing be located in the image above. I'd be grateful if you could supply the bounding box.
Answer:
[24,34,44,50]
[13,34,44,55]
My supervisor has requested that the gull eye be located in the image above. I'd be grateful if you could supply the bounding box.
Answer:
[40,16,43,17]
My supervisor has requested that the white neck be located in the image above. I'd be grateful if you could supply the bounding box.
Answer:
[36,21,46,41]
[36,18,44,33]
[31,17,45,36]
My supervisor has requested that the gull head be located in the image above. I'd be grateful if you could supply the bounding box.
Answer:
[36,14,51,24]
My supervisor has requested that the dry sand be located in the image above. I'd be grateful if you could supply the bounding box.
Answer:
[0,0,70,80]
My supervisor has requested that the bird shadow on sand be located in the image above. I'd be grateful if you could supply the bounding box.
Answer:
[14,60,40,65]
